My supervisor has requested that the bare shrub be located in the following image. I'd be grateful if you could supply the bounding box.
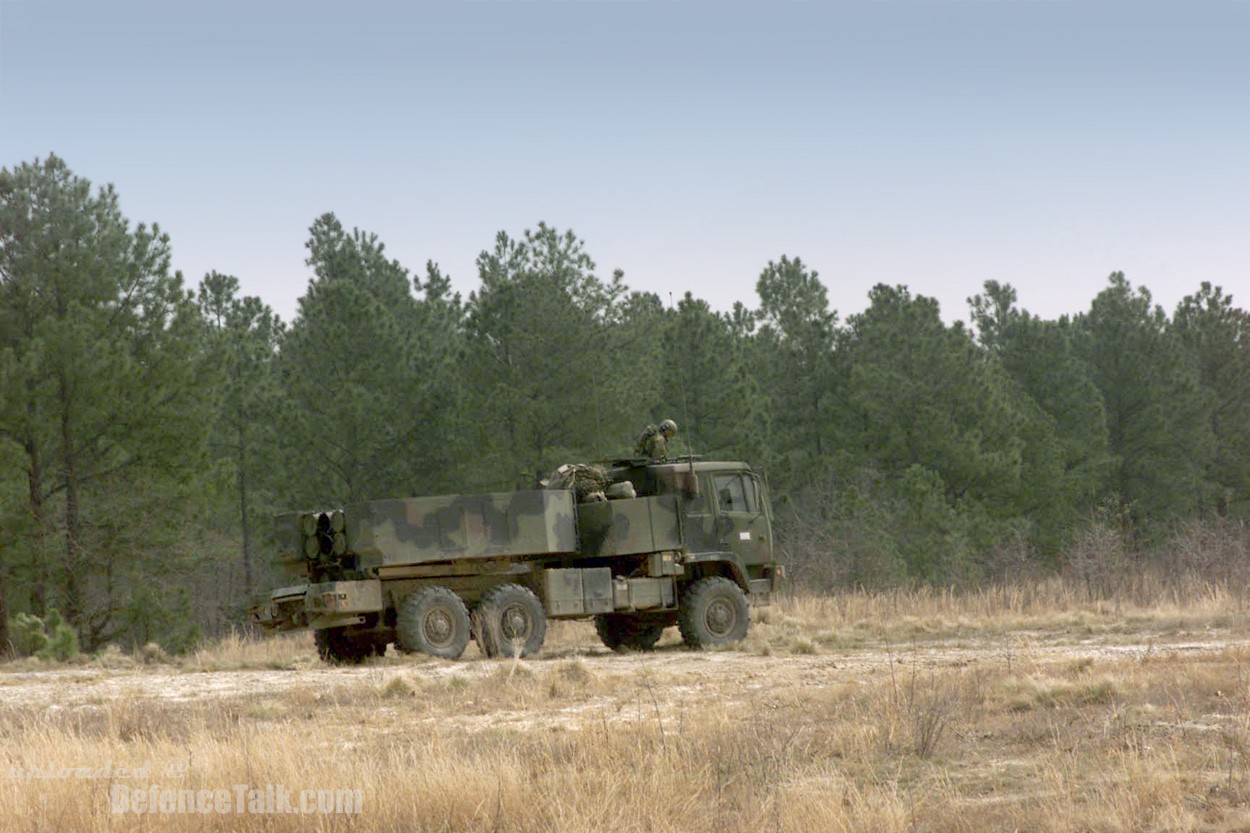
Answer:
[1062,506,1130,600]
[776,475,902,590]
[884,650,957,759]
[1163,517,1250,602]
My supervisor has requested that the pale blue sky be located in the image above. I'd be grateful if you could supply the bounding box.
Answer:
[2,1,1247,324]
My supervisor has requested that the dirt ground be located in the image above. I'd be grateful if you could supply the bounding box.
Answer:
[6,593,1250,832]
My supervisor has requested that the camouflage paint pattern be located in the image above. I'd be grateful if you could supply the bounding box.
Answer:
[577,495,683,558]
[345,490,578,570]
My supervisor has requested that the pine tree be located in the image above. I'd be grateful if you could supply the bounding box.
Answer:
[660,293,768,463]
[970,281,1112,544]
[276,214,428,505]
[464,224,637,486]
[752,256,837,484]
[1073,273,1214,528]
[837,285,1049,578]
[0,155,211,648]
[197,272,284,599]
[1173,282,1250,516]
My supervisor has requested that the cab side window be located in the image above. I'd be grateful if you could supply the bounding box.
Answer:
[713,474,757,514]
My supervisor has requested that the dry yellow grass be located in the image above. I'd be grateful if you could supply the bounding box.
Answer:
[3,576,1249,832]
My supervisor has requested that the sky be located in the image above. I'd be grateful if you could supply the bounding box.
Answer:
[1,1,1247,326]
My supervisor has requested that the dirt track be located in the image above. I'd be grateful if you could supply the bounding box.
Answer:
[3,630,1243,721]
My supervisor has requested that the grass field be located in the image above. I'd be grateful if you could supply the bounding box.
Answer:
[3,576,1250,832]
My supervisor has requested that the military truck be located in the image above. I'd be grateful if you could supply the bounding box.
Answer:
[253,458,780,663]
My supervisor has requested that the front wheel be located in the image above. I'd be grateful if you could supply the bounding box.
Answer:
[678,577,749,649]
[396,587,472,659]
[476,583,547,658]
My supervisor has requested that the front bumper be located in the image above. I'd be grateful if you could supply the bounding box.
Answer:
[250,580,383,631]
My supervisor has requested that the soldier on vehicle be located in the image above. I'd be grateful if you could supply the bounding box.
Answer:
[635,419,678,461]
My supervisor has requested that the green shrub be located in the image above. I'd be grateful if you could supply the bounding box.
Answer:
[8,612,49,656]
[5,610,79,662]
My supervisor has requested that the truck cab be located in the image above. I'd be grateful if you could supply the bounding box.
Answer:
[604,458,778,602]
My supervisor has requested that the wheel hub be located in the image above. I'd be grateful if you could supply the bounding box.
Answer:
[423,608,455,646]
[500,604,532,640]
[705,598,736,637]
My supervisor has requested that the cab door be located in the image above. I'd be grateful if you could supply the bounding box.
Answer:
[710,470,772,571]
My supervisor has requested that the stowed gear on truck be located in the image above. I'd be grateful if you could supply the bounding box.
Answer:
[252,457,781,663]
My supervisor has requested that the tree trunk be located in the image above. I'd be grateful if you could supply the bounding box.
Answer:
[0,562,8,657]
[24,380,49,616]
[24,435,48,617]
[238,420,252,599]
[59,377,83,629]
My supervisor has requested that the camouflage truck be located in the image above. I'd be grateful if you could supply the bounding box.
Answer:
[253,458,780,663]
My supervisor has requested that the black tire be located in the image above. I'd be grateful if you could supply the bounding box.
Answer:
[678,577,750,648]
[476,583,547,658]
[396,587,472,659]
[594,614,665,652]
[314,628,373,664]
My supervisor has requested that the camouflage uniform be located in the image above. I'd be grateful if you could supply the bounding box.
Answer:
[636,426,667,460]
[545,463,609,503]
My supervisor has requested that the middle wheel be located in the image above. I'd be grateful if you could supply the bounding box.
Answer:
[396,586,472,659]
[475,583,548,658]
[594,614,665,652]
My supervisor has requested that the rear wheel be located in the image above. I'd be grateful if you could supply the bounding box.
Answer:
[476,583,547,658]
[594,615,665,652]
[396,587,472,659]
[678,577,749,648]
